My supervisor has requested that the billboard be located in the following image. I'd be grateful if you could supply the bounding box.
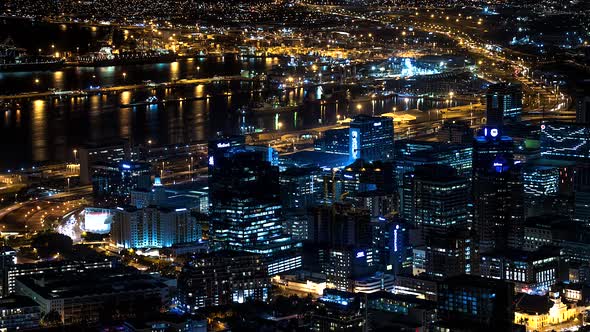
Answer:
[83,208,113,234]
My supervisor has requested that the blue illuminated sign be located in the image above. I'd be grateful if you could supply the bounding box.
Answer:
[217,142,231,148]
[122,164,131,169]
[484,127,499,138]
[350,128,360,160]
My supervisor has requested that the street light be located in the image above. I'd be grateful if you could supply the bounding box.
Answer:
[73,149,78,163]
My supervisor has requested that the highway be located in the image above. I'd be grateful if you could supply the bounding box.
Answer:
[0,186,92,234]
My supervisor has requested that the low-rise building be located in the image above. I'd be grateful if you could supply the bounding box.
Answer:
[0,295,40,331]
[16,270,168,325]
[177,251,270,312]
[514,292,580,331]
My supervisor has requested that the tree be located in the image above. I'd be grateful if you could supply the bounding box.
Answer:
[40,310,62,327]
[31,231,73,259]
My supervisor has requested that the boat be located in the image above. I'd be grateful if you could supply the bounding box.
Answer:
[251,97,301,113]
[145,96,159,104]
[0,38,64,72]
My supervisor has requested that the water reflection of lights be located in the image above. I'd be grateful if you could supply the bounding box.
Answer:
[32,100,47,161]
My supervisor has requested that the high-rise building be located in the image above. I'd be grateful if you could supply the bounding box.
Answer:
[523,164,560,216]
[485,83,523,126]
[437,120,474,144]
[111,205,200,249]
[371,217,412,275]
[540,122,590,161]
[401,164,470,233]
[349,114,394,162]
[177,251,270,312]
[348,191,396,218]
[78,140,129,185]
[574,164,590,227]
[414,230,474,278]
[209,145,301,275]
[311,289,366,332]
[394,140,473,193]
[473,128,524,253]
[279,167,321,210]
[323,246,376,292]
[341,159,395,195]
[314,128,350,155]
[91,161,152,207]
[307,203,372,248]
[575,81,590,124]
[307,203,376,291]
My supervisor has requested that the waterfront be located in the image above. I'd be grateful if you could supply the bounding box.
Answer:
[0,18,472,169]
[0,65,462,169]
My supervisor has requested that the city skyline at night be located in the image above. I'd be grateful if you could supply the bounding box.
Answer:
[0,0,589,331]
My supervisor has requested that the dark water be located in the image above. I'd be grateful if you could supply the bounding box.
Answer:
[0,19,464,170]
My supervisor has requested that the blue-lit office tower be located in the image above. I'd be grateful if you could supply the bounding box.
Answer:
[208,135,278,169]
[209,147,301,275]
[402,164,470,233]
[314,128,349,155]
[540,123,590,161]
[371,216,411,275]
[473,128,524,253]
[349,115,394,162]
[485,83,523,127]
[91,161,152,207]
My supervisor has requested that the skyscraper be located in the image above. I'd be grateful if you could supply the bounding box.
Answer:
[91,161,152,207]
[209,144,301,275]
[575,80,590,124]
[349,114,394,162]
[540,122,590,161]
[485,83,523,127]
[401,164,470,233]
[473,128,524,253]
